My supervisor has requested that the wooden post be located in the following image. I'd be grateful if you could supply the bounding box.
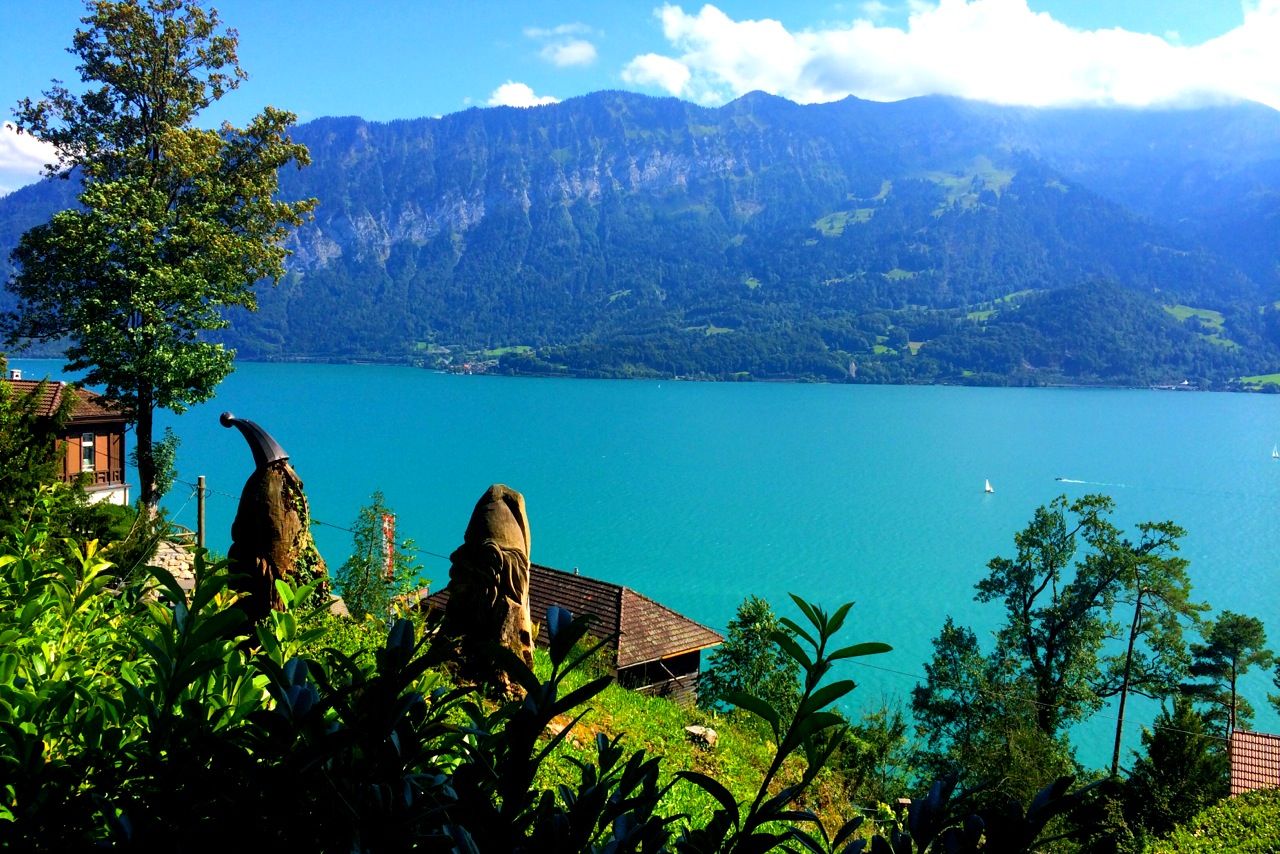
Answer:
[196,475,206,550]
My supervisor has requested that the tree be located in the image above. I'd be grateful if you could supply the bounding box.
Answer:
[975,493,1129,736]
[5,0,315,510]
[1185,611,1272,736]
[1124,696,1228,839]
[910,617,1073,804]
[0,357,75,527]
[334,491,422,621]
[698,595,800,716]
[1098,521,1206,777]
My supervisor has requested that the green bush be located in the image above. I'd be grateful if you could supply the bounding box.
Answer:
[1149,789,1280,853]
[0,504,1114,851]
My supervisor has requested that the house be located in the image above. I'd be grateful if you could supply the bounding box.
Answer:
[422,563,723,703]
[1229,730,1280,795]
[4,368,130,505]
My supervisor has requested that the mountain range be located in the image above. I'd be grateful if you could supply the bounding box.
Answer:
[4,90,1280,386]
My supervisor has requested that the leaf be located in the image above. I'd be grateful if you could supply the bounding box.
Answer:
[675,770,740,827]
[771,631,814,670]
[828,642,893,660]
[798,679,856,716]
[723,689,781,734]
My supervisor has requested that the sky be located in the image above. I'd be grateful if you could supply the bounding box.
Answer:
[0,0,1276,195]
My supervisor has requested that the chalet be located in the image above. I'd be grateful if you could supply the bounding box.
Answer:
[4,368,130,505]
[423,563,723,703]
[1229,730,1280,796]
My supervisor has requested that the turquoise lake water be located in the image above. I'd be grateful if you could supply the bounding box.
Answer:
[14,358,1280,769]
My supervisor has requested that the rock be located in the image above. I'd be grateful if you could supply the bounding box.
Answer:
[442,484,535,695]
[685,725,718,749]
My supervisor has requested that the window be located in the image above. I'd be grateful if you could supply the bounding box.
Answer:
[81,433,95,472]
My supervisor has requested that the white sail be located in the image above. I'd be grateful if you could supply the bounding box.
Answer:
[1273,445,1279,460]
[984,479,994,493]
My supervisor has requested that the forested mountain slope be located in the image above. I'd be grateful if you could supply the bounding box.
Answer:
[5,90,1280,385]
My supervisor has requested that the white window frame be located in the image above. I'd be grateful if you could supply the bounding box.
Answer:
[81,433,95,472]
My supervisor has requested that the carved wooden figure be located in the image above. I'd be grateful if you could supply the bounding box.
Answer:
[222,412,328,623]
[443,484,535,694]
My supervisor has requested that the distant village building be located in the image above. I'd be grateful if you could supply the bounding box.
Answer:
[1229,730,1280,796]
[423,563,723,703]
[4,369,130,505]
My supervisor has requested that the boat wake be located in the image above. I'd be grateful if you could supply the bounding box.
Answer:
[1054,477,1127,488]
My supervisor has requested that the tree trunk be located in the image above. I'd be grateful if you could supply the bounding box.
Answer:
[1111,591,1145,777]
[136,391,156,513]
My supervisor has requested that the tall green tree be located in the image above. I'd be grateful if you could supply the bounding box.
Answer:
[334,491,422,621]
[1185,611,1272,736]
[5,0,314,510]
[1099,521,1206,777]
[910,617,1073,804]
[975,493,1129,737]
[1124,696,1228,839]
[698,595,800,717]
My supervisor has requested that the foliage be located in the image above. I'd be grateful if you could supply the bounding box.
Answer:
[334,490,423,620]
[833,701,917,808]
[1097,519,1204,776]
[1122,696,1228,840]
[1184,610,1273,735]
[699,595,802,720]
[0,368,73,526]
[0,496,1131,851]
[1147,788,1280,854]
[4,0,315,508]
[975,494,1130,737]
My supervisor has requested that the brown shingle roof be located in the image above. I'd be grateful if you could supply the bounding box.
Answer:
[420,562,722,670]
[4,379,126,424]
[1230,730,1280,796]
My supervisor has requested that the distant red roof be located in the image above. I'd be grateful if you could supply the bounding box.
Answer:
[1230,730,1280,796]
[4,378,127,424]
[422,563,722,670]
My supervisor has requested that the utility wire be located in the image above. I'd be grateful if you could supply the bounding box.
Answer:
[172,477,1235,747]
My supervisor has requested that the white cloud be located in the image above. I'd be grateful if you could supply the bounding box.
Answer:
[487,81,559,108]
[0,122,59,197]
[617,0,1280,110]
[524,23,593,39]
[542,39,598,67]
[622,53,692,96]
[526,22,599,68]
[859,1,891,21]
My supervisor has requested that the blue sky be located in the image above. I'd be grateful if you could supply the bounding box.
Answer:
[1,1,1274,194]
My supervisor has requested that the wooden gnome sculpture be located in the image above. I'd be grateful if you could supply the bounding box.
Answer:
[442,484,535,694]
[221,412,328,623]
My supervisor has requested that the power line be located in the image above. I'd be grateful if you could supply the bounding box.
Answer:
[170,477,1233,747]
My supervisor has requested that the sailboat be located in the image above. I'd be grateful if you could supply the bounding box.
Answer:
[1273,445,1279,460]
[984,479,995,494]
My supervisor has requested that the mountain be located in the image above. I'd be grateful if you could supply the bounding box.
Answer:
[4,90,1280,386]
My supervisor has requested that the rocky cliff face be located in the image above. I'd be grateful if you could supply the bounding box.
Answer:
[3,90,1280,379]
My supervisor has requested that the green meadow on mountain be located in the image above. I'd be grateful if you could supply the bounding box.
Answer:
[5,90,1280,386]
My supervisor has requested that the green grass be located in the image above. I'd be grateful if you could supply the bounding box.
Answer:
[1240,372,1280,388]
[923,156,1016,214]
[907,341,924,355]
[1164,305,1238,348]
[812,208,874,237]
[882,269,916,281]
[1164,304,1225,331]
[529,649,871,836]
[482,345,533,358]
[967,309,995,321]
[607,289,632,304]
[743,276,761,290]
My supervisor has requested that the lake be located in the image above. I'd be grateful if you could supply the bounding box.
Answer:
[13,358,1280,768]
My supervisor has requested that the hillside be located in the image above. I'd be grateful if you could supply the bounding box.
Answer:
[4,91,1280,385]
